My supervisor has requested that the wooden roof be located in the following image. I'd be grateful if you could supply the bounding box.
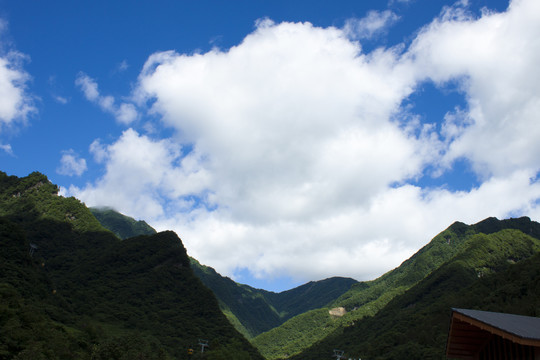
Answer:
[446,308,540,359]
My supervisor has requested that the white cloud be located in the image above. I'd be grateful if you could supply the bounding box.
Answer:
[137,20,421,223]
[89,139,108,163]
[66,129,210,220]
[116,103,138,124]
[0,51,34,129]
[0,143,13,155]
[344,10,400,40]
[53,95,68,104]
[407,0,540,178]
[150,169,540,282]
[69,0,540,285]
[75,72,99,101]
[75,72,138,124]
[57,149,87,177]
[0,23,35,146]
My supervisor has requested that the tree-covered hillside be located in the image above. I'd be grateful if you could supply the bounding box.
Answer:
[191,258,356,339]
[0,171,104,233]
[13,171,539,360]
[90,207,156,239]
[253,217,540,359]
[89,206,358,340]
[0,171,263,359]
[89,200,540,360]
[292,226,540,359]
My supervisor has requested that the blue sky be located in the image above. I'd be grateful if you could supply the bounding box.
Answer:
[1,0,539,292]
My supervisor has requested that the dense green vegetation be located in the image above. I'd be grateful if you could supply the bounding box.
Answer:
[0,171,263,359]
[90,207,156,239]
[191,259,357,339]
[0,171,105,233]
[291,227,540,359]
[90,208,357,341]
[253,217,540,359]
[6,171,539,360]
[93,198,540,360]
[190,259,280,339]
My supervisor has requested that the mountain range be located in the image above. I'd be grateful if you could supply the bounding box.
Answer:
[90,206,358,340]
[88,183,540,359]
[2,170,540,360]
[0,171,262,359]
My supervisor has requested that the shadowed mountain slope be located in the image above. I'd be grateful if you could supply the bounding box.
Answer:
[0,171,263,359]
[90,206,358,339]
[191,259,357,338]
[65,173,540,359]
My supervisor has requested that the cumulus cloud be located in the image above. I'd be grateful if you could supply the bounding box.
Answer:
[57,149,87,176]
[0,25,35,155]
[67,129,211,220]
[68,0,540,285]
[407,0,540,179]
[344,10,400,40]
[75,72,138,124]
[89,139,108,163]
[0,51,34,129]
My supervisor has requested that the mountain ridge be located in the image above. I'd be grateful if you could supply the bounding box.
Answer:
[88,201,540,359]
[5,170,539,359]
[90,205,358,339]
[191,258,357,338]
[81,187,540,359]
[0,171,263,359]
[292,227,540,359]
[252,216,540,359]
[90,207,157,239]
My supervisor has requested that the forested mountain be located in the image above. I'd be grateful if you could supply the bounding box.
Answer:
[90,207,156,239]
[191,259,356,338]
[292,227,540,359]
[0,171,263,359]
[253,217,540,359]
[4,170,539,360]
[90,207,358,339]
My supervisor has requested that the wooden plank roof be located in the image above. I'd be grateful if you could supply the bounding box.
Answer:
[446,308,540,359]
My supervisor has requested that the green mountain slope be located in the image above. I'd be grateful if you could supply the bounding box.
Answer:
[0,171,263,359]
[0,171,105,233]
[58,177,540,359]
[253,217,540,359]
[190,259,281,338]
[265,277,359,320]
[89,206,358,340]
[90,207,157,239]
[292,227,540,359]
[191,259,357,339]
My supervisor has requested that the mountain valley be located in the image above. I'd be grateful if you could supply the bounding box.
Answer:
[2,171,540,360]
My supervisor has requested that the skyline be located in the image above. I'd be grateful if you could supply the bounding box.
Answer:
[1,0,538,291]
